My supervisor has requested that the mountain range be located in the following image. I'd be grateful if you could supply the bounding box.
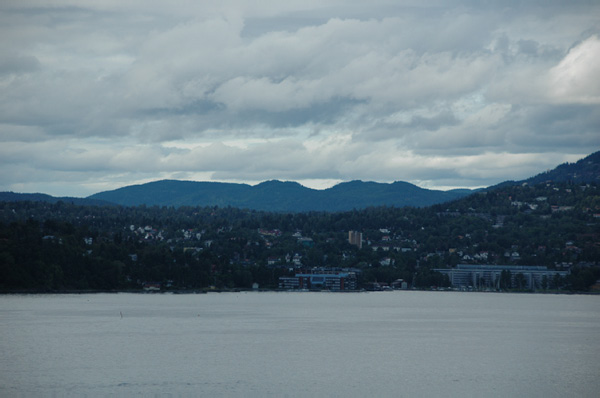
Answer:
[2,151,599,211]
[87,179,473,212]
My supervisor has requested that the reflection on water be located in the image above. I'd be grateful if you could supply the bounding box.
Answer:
[1,292,599,397]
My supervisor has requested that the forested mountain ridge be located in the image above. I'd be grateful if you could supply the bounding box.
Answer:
[524,151,600,184]
[492,150,600,189]
[87,179,473,211]
[2,150,598,211]
[1,180,598,292]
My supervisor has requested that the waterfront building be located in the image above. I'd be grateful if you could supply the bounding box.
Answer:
[434,264,569,290]
[279,271,357,291]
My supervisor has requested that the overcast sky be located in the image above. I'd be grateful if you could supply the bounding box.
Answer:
[1,1,599,197]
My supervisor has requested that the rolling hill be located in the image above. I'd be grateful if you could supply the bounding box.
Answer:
[2,150,598,212]
[87,179,473,212]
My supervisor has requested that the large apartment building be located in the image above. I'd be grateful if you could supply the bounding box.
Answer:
[434,264,569,290]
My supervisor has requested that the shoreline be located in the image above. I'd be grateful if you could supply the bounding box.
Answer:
[1,288,597,295]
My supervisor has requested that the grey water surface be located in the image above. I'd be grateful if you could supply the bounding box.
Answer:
[1,291,599,397]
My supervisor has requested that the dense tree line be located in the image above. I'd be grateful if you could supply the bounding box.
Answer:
[0,181,599,292]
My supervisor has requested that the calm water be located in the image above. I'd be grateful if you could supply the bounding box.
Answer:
[1,291,599,397]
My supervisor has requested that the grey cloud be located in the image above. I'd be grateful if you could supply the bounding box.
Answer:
[408,112,460,132]
[403,102,600,158]
[517,39,539,55]
[232,97,366,128]
[504,104,600,150]
[1,0,599,196]
[0,53,40,75]
[242,16,329,38]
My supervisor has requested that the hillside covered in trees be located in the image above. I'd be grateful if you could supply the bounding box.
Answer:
[1,181,599,292]
[86,179,473,211]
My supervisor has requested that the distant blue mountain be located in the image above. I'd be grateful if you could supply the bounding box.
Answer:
[86,179,473,211]
[0,192,110,206]
[4,150,597,211]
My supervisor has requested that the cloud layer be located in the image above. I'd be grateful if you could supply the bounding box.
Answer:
[1,1,599,196]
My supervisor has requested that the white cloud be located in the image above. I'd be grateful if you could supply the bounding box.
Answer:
[548,35,600,104]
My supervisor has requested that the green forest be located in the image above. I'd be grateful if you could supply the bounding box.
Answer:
[1,181,599,292]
